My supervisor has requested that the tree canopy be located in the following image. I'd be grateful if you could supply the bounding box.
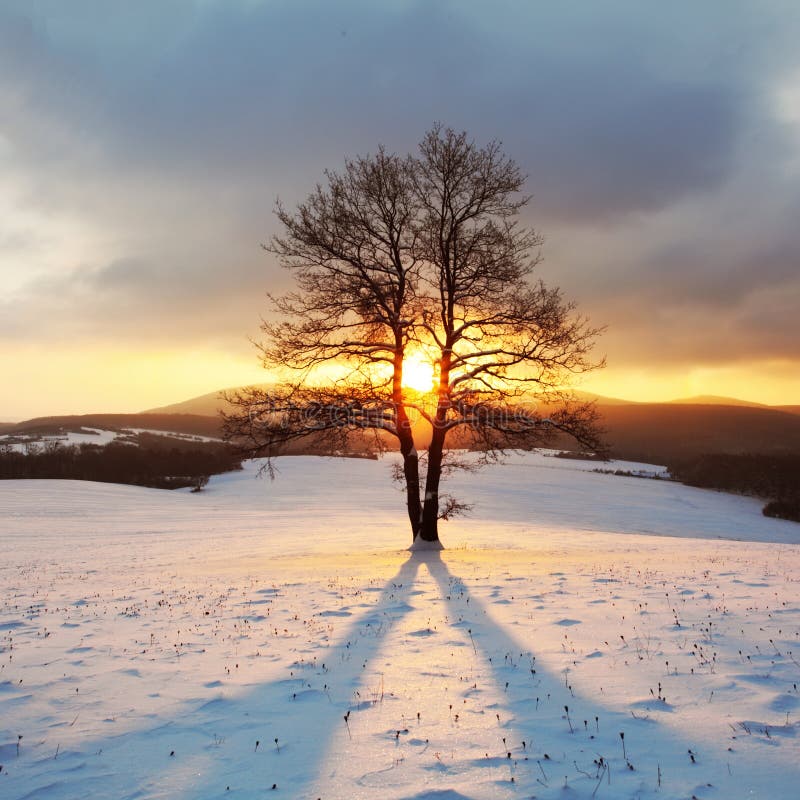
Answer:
[223,125,605,546]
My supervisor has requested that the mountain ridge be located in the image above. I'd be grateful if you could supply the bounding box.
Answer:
[666,394,767,407]
[6,391,800,466]
[141,386,794,417]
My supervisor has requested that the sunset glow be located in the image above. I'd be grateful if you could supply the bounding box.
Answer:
[1,2,799,419]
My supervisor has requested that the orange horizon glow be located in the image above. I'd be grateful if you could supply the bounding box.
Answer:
[2,344,800,422]
[578,359,800,408]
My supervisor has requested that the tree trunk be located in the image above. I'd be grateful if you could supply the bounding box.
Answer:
[401,436,422,541]
[418,346,452,542]
[394,347,422,543]
[419,423,444,541]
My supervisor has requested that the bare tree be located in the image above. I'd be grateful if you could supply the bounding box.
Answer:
[222,127,605,547]
[411,126,604,542]
[223,148,427,536]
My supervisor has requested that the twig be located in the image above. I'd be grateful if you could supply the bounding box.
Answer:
[591,763,607,797]
[344,711,352,740]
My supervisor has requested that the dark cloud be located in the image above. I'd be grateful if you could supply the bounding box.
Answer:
[515,80,740,221]
[0,2,761,197]
[1,0,800,373]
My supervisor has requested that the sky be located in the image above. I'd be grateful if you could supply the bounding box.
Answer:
[2,0,800,419]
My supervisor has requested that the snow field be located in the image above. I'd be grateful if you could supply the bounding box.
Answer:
[1,452,799,799]
[0,427,221,453]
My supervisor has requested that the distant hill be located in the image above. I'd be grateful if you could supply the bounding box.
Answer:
[667,395,766,407]
[143,390,230,417]
[143,385,273,416]
[144,386,639,417]
[5,413,223,439]
[7,391,800,467]
[571,391,640,406]
[597,403,800,463]
[130,388,800,463]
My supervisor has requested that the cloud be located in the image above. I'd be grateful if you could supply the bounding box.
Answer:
[0,0,799,381]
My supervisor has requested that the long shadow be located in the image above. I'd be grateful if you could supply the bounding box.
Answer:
[10,551,761,800]
[420,550,728,799]
[12,555,424,800]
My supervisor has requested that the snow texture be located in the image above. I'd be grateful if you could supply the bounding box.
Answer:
[1,451,799,799]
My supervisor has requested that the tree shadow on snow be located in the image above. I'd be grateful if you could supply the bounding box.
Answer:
[169,554,427,799]
[16,555,425,800]
[417,550,730,800]
[16,552,739,800]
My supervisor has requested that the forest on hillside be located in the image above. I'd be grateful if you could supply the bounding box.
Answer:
[668,453,800,522]
[0,439,242,490]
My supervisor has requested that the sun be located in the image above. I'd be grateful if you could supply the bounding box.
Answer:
[402,352,436,392]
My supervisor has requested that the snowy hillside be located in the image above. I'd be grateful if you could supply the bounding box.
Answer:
[1,453,799,799]
[0,426,220,453]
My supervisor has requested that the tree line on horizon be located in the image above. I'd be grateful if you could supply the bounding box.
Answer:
[668,452,800,522]
[0,440,242,490]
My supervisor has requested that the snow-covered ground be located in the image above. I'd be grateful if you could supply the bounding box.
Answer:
[1,452,798,799]
[0,427,220,453]
[0,428,121,452]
